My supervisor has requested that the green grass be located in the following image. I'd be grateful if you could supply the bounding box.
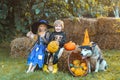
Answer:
[0,48,120,80]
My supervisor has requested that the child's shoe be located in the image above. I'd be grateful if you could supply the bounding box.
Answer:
[43,64,49,73]
[52,64,58,74]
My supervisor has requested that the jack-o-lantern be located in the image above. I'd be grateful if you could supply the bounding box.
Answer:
[64,41,76,51]
[47,41,59,53]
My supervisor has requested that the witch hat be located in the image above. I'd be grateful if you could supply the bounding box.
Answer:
[82,29,90,46]
[31,20,53,34]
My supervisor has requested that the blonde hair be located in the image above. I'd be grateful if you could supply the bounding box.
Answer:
[54,20,64,30]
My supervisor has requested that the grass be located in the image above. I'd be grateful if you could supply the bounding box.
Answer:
[0,48,120,80]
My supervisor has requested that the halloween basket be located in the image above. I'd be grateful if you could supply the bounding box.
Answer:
[68,51,89,77]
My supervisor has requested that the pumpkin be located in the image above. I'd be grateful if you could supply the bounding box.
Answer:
[70,67,75,72]
[81,70,86,76]
[73,60,80,65]
[47,41,59,53]
[83,66,87,70]
[81,63,86,67]
[74,68,83,76]
[64,41,76,51]
[74,68,86,76]
[70,60,88,76]
[75,64,80,68]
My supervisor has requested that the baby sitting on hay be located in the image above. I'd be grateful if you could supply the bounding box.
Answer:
[26,19,66,74]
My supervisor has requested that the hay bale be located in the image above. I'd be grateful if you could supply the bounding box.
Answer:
[63,17,120,49]
[63,19,75,42]
[10,37,35,58]
[95,17,120,49]
[97,17,117,34]
[63,18,97,44]
[58,45,81,72]
[79,18,97,36]
[58,50,71,72]
[94,34,120,49]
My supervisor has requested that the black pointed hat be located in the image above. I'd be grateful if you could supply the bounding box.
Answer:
[31,20,53,34]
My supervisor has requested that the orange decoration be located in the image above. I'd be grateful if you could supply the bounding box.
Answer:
[47,41,59,53]
[64,41,76,51]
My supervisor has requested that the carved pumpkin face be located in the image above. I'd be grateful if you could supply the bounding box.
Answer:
[64,41,76,51]
[47,41,59,53]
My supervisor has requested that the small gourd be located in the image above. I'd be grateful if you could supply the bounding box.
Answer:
[64,41,76,51]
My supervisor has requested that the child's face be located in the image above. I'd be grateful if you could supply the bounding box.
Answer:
[55,24,62,32]
[38,24,47,32]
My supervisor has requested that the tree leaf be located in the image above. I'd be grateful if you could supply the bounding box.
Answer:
[35,8,40,14]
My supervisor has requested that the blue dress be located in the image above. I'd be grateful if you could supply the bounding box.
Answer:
[27,36,46,68]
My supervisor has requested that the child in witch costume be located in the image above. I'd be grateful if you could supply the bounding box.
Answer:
[43,20,66,73]
[26,20,52,73]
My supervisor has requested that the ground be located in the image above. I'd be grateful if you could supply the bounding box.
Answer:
[0,47,120,80]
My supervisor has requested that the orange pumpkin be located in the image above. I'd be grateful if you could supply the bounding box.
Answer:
[47,41,59,53]
[64,41,76,51]
[74,68,83,76]
[83,66,87,70]
[70,67,76,72]
[73,60,80,66]
[70,60,88,76]
[81,63,86,67]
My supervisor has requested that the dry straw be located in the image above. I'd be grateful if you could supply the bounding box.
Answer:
[63,17,120,49]
[10,37,35,58]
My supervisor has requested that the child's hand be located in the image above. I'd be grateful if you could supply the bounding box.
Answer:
[38,32,45,37]
[55,41,59,46]
[46,48,49,52]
